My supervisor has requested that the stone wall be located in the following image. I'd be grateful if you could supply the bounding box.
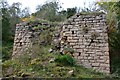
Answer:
[60,12,110,73]
[12,23,32,57]
[13,12,110,74]
[12,22,55,57]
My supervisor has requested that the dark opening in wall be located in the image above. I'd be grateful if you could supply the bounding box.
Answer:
[76,14,80,17]
[27,22,30,25]
[35,24,38,27]
[68,42,70,44]
[31,34,35,38]
[20,42,22,46]
[72,31,74,34]
[100,15,103,17]
[78,52,81,56]
[64,36,67,41]
[85,24,87,27]
[65,26,67,29]
[38,23,42,25]
[61,36,67,42]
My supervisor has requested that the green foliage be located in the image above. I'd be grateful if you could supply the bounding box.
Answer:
[116,1,120,32]
[38,30,53,45]
[66,7,77,18]
[2,45,12,61]
[2,8,13,61]
[55,54,76,66]
[28,19,50,25]
[32,25,47,30]
[111,56,120,78]
[63,47,74,54]
[109,32,120,55]
[34,1,78,22]
[100,1,120,56]
[2,8,11,42]
[82,25,89,33]
[91,32,98,39]
[96,1,117,33]
[97,1,120,77]
[2,44,106,78]
[2,60,13,68]
[35,1,64,22]
[1,0,31,61]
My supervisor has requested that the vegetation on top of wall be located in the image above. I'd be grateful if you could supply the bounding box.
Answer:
[82,25,89,34]
[79,12,105,15]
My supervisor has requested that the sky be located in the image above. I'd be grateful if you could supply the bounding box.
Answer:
[7,0,97,13]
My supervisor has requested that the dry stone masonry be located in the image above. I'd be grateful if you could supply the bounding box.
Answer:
[60,12,110,74]
[13,12,110,74]
[13,23,32,57]
[13,21,55,57]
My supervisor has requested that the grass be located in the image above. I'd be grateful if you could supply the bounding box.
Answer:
[110,56,120,78]
[79,12,105,15]
[2,45,107,78]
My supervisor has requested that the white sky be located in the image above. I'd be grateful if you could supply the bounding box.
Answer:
[7,0,97,13]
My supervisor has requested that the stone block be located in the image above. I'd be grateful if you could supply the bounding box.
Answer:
[96,52,103,56]
[89,54,95,57]
[86,52,94,54]
[76,49,83,53]
[89,60,95,63]
[67,36,72,39]
[74,19,80,22]
[70,43,75,46]
[92,63,100,67]
[69,40,78,43]
[105,60,109,64]
[83,61,92,68]
[94,56,100,60]
[83,57,88,59]
[73,53,78,57]
[88,56,94,59]
[78,56,83,60]
[73,45,80,49]
[72,37,79,40]
[104,52,109,56]
[81,53,89,57]
[97,60,105,63]
[100,63,109,67]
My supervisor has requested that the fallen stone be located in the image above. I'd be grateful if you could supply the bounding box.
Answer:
[68,70,74,76]
[48,48,53,53]
[49,58,55,63]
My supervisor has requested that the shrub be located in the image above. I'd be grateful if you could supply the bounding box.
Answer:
[2,43,13,61]
[55,54,76,66]
[91,32,98,39]
[63,47,74,56]
[32,26,40,30]
[82,26,89,33]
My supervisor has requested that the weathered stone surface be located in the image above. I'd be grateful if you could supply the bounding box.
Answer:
[60,13,110,74]
[92,63,100,67]
[13,13,110,74]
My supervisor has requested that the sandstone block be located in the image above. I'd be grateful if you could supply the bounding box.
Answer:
[92,63,100,67]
